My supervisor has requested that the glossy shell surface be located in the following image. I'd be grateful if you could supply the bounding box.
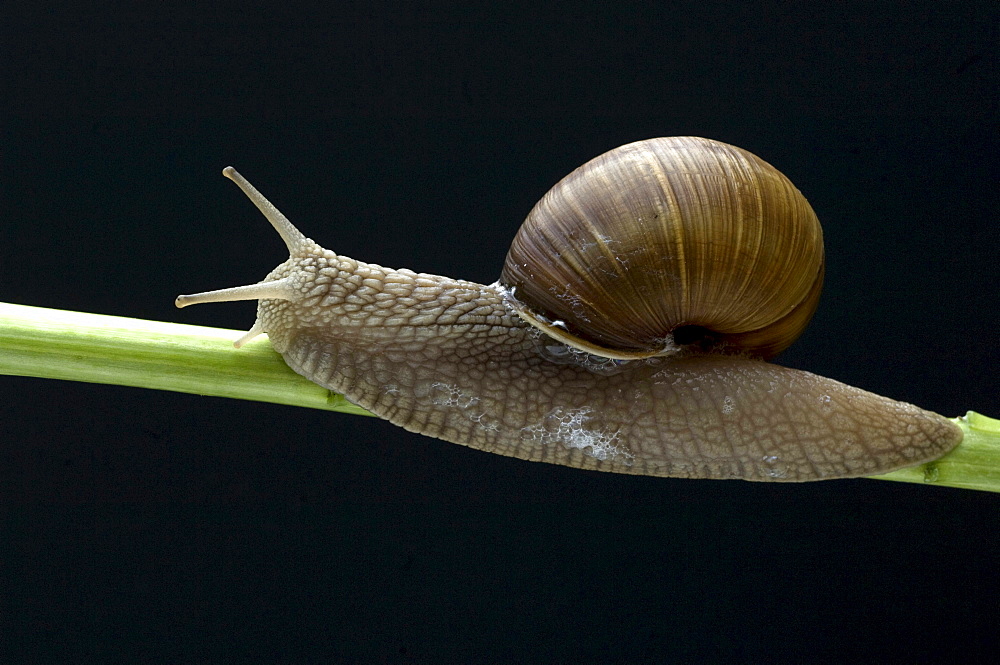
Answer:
[500,136,824,359]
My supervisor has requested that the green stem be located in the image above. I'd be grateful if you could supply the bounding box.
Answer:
[1,302,996,493]
[0,302,372,416]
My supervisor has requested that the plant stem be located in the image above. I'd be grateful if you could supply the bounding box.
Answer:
[0,302,373,416]
[1,301,996,493]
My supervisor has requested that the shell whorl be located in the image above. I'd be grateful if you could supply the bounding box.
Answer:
[500,136,825,360]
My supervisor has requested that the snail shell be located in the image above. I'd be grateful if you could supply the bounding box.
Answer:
[501,136,824,360]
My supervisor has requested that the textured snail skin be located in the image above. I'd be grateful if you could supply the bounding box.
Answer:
[175,153,962,482]
[259,255,959,480]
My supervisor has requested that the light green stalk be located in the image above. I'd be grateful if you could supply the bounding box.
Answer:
[0,302,371,416]
[1,301,996,493]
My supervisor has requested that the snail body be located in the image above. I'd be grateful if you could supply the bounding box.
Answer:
[176,137,961,481]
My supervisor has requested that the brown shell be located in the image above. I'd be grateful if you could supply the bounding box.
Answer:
[500,136,825,360]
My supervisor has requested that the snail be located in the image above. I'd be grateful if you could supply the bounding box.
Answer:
[175,136,962,481]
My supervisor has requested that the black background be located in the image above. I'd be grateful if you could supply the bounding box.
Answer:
[2,2,998,662]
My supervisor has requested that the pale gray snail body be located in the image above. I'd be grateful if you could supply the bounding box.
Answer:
[176,137,962,481]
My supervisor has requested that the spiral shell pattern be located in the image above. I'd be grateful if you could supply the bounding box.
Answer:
[501,136,824,360]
